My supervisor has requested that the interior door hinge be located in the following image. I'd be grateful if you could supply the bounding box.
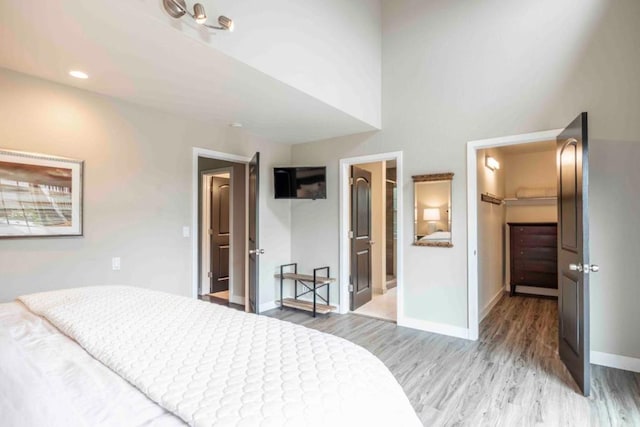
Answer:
[208,272,213,278]
[349,284,354,292]
[349,230,354,239]
[208,229,213,235]
[349,177,354,185]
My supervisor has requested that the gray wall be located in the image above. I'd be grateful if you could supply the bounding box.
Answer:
[589,141,640,359]
[291,0,640,357]
[0,69,292,307]
[477,149,505,318]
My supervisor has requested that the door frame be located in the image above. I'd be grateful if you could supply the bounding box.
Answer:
[339,151,403,320]
[191,147,252,300]
[466,129,562,340]
[201,167,235,299]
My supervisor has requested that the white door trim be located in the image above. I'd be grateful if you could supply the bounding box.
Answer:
[192,147,251,299]
[466,129,562,340]
[339,151,403,320]
[201,167,237,301]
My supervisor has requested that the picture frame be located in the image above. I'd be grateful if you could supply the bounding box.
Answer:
[0,149,83,238]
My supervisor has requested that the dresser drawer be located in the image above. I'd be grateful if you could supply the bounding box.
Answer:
[511,271,557,288]
[510,225,557,236]
[513,259,557,274]
[511,246,557,260]
[511,234,557,248]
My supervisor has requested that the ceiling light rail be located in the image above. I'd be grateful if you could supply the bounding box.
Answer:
[163,0,234,31]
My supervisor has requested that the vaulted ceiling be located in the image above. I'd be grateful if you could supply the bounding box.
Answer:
[0,0,381,144]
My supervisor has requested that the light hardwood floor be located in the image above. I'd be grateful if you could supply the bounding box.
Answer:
[264,294,640,426]
[352,287,397,321]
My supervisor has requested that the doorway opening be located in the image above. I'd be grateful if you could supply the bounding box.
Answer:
[201,168,234,303]
[467,114,592,396]
[476,139,559,319]
[192,148,261,314]
[339,152,403,323]
[467,128,562,339]
[198,161,245,308]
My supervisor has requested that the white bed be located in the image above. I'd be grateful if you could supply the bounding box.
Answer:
[419,231,451,242]
[0,301,184,427]
[1,286,421,427]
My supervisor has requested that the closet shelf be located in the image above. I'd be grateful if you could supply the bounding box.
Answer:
[503,197,557,206]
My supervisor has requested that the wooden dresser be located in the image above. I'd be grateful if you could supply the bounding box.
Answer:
[508,222,558,296]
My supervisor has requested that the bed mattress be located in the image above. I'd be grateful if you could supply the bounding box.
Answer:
[8,286,421,427]
[0,301,185,427]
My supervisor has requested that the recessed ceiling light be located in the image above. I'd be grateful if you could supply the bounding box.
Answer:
[69,70,89,79]
[230,122,243,128]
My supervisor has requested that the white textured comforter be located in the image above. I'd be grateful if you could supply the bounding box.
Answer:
[18,286,421,427]
[0,301,184,427]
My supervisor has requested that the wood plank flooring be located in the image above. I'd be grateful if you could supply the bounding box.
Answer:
[264,293,640,426]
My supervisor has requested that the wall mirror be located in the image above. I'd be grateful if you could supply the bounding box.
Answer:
[413,173,453,247]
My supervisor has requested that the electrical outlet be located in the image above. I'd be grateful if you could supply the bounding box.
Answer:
[112,257,121,271]
[182,226,190,238]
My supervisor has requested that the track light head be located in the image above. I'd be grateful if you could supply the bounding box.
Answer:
[163,0,187,19]
[193,3,207,24]
[218,15,234,32]
[162,0,234,32]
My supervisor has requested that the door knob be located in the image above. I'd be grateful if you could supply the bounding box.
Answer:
[249,249,265,255]
[368,240,375,245]
[569,263,583,272]
[569,263,600,274]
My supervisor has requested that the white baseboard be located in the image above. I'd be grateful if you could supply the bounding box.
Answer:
[259,301,278,313]
[515,285,558,297]
[397,315,470,340]
[503,284,559,297]
[591,351,640,373]
[480,290,504,321]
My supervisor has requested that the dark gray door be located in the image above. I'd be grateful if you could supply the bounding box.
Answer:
[557,112,593,396]
[248,153,260,313]
[210,175,230,293]
[351,166,373,310]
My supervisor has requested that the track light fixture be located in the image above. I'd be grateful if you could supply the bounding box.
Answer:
[163,0,234,31]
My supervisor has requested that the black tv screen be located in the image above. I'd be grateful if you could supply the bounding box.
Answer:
[274,167,326,199]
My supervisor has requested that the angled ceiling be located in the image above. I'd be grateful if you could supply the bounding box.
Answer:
[0,0,379,144]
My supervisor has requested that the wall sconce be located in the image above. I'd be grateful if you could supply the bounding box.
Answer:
[423,208,441,222]
[423,208,441,234]
[485,156,500,171]
[163,0,234,31]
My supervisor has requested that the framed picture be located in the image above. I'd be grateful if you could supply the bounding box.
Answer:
[0,149,83,237]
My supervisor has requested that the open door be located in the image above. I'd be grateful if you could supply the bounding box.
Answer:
[557,112,598,396]
[350,166,373,310]
[210,175,230,293]
[248,152,261,313]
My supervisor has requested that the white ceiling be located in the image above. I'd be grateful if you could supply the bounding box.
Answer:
[0,0,376,144]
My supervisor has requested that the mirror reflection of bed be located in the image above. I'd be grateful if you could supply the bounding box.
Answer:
[419,230,451,243]
[413,173,453,247]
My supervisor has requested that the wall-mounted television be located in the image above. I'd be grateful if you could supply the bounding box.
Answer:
[274,167,327,199]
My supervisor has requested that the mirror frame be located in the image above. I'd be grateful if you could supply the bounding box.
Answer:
[412,172,454,247]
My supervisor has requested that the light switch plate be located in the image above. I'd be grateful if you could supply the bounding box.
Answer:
[112,257,121,271]
[183,226,190,238]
